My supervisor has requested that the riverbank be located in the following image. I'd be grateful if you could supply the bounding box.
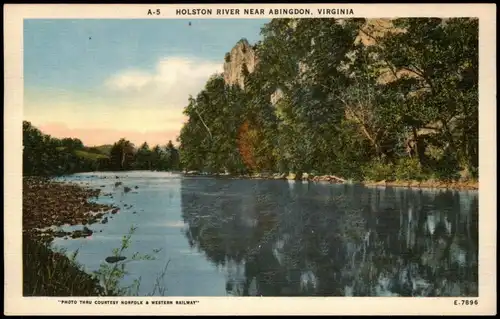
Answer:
[23,233,108,296]
[22,176,120,296]
[23,176,121,243]
[362,179,478,190]
[183,172,478,191]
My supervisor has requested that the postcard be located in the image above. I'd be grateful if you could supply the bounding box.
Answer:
[3,3,497,316]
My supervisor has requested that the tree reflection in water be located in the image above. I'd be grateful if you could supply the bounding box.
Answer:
[180,178,478,297]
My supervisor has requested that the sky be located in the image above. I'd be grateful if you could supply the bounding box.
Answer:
[24,19,269,147]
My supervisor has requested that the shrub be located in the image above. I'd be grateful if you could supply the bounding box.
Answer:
[394,157,426,181]
[363,161,394,181]
[426,148,462,181]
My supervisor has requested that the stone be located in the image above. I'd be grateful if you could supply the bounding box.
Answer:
[223,38,257,90]
[105,256,126,264]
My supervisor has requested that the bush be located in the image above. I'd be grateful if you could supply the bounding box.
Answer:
[394,157,426,181]
[224,52,231,63]
[363,161,394,181]
[426,148,462,181]
[433,160,461,181]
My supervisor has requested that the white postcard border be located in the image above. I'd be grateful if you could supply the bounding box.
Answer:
[4,3,497,315]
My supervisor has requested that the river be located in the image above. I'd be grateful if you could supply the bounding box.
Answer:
[52,171,478,297]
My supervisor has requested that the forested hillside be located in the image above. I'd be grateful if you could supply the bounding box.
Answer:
[178,18,479,182]
[23,121,180,176]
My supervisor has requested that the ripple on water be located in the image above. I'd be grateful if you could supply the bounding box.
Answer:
[50,172,478,297]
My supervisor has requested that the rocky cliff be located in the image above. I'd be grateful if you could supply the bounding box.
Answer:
[222,19,404,92]
[223,38,258,90]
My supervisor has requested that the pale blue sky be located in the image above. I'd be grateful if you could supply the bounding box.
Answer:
[24,19,269,146]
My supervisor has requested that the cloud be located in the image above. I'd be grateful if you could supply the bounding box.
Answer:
[105,56,223,107]
[25,56,222,145]
[104,70,152,91]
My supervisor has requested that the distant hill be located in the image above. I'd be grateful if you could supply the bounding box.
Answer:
[55,146,110,160]
[89,144,113,156]
[75,150,109,160]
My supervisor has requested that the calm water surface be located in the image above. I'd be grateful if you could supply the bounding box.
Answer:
[52,171,478,297]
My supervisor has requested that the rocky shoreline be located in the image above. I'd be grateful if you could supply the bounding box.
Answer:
[362,179,478,191]
[183,171,478,191]
[22,176,125,296]
[23,177,120,243]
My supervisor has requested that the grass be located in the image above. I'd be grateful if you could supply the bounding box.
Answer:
[23,225,169,297]
[92,225,168,296]
[54,146,109,160]
[92,144,113,156]
[74,150,109,160]
[53,147,110,164]
[23,233,106,296]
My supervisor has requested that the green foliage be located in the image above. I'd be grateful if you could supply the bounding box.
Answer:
[74,150,109,161]
[92,225,168,296]
[393,158,425,181]
[428,148,462,181]
[363,161,394,182]
[109,139,135,171]
[178,75,249,174]
[93,144,113,156]
[23,226,170,297]
[363,158,429,182]
[23,121,109,176]
[178,18,478,182]
[23,122,181,175]
[23,233,105,296]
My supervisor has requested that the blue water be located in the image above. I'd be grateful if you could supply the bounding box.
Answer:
[52,171,479,297]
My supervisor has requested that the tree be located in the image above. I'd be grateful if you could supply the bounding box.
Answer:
[376,18,478,177]
[110,139,135,171]
[177,17,478,181]
[149,145,162,170]
[60,138,84,151]
[134,142,152,170]
[178,74,249,174]
[165,140,180,171]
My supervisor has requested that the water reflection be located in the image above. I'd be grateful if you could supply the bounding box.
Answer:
[180,178,478,297]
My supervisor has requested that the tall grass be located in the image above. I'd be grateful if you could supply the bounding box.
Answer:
[92,225,170,296]
[23,233,105,296]
[23,225,170,297]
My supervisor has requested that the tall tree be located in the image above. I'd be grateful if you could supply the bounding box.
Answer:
[134,142,152,170]
[110,139,135,171]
